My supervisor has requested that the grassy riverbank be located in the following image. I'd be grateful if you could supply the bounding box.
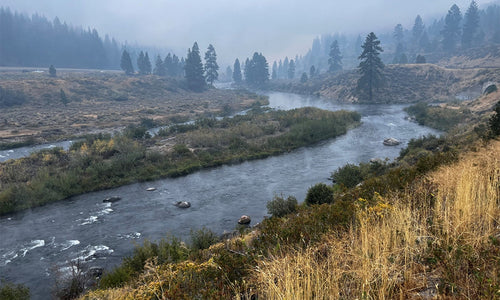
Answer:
[0,107,360,215]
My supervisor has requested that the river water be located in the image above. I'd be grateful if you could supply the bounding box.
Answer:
[0,92,440,298]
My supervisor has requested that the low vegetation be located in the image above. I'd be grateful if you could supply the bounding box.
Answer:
[405,102,470,131]
[0,107,360,215]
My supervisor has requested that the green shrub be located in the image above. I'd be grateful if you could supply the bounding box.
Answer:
[330,163,363,188]
[266,195,298,217]
[0,281,30,300]
[305,183,334,205]
[489,101,500,137]
[190,227,219,250]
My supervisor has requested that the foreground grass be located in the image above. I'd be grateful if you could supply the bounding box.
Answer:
[79,139,499,300]
[0,107,360,215]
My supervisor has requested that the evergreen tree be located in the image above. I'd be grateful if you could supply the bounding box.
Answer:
[172,54,181,77]
[300,72,308,83]
[392,43,405,64]
[272,61,278,80]
[328,40,342,73]
[184,42,205,91]
[393,24,404,44]
[233,58,242,83]
[309,65,316,78]
[412,15,425,49]
[288,59,296,79]
[144,52,152,74]
[225,66,232,82]
[204,44,219,86]
[442,4,462,52]
[462,0,480,49]
[49,65,57,77]
[245,52,269,87]
[137,51,146,74]
[164,53,173,76]
[120,50,134,75]
[357,32,385,102]
[153,55,166,76]
[278,60,283,79]
[283,57,289,79]
[415,54,427,63]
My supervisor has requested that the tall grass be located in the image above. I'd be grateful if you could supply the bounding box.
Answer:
[254,140,500,299]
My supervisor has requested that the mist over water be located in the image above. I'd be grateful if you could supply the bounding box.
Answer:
[0,92,440,299]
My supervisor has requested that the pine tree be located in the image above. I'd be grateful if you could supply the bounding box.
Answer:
[309,65,316,78]
[442,4,462,52]
[300,72,308,83]
[204,44,219,86]
[393,24,404,44]
[137,51,145,75]
[144,52,152,74]
[233,58,242,84]
[288,59,295,79]
[172,55,181,77]
[154,55,166,76]
[357,32,385,102]
[462,0,480,49]
[272,61,278,80]
[184,42,205,91]
[412,15,425,49]
[245,52,269,87]
[120,50,134,75]
[225,66,232,82]
[328,40,342,73]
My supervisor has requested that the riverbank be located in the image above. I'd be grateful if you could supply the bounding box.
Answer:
[0,106,361,215]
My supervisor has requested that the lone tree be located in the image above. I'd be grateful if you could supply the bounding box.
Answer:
[184,42,205,91]
[49,65,57,77]
[356,32,385,102]
[204,44,219,86]
[328,40,343,73]
[233,58,242,84]
[120,50,134,75]
[442,4,462,52]
[462,0,480,49]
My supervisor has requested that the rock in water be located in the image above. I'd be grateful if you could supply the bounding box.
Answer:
[146,187,156,191]
[238,215,251,225]
[383,138,400,146]
[175,201,191,208]
[103,196,121,203]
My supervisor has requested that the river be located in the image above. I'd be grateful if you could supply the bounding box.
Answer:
[0,92,440,298]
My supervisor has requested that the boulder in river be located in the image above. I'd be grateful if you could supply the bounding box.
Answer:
[383,138,400,146]
[103,196,121,203]
[88,266,104,277]
[238,215,251,225]
[175,201,191,208]
[146,187,156,191]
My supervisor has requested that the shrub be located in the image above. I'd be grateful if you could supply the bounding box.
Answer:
[190,227,219,251]
[489,101,500,137]
[305,183,334,205]
[0,281,30,300]
[330,163,363,188]
[266,195,298,217]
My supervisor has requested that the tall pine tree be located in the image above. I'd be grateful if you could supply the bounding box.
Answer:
[120,50,134,75]
[233,58,242,84]
[184,42,205,91]
[204,44,219,86]
[442,4,462,52]
[462,1,480,49]
[357,32,385,102]
[328,40,342,73]
[154,55,166,76]
[288,59,295,79]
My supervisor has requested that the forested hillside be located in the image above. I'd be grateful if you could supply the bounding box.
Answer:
[0,7,120,69]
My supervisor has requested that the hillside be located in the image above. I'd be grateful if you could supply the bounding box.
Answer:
[0,72,265,145]
[269,63,500,104]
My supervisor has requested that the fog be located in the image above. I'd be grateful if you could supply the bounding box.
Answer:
[0,0,493,65]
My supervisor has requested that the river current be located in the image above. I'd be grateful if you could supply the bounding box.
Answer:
[0,92,440,298]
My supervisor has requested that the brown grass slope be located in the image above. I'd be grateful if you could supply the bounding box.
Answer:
[0,72,264,143]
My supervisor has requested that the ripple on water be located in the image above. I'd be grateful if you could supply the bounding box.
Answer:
[0,239,45,266]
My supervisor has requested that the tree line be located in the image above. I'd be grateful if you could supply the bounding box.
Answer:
[0,7,120,69]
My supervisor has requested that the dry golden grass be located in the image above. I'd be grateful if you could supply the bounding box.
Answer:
[254,140,500,299]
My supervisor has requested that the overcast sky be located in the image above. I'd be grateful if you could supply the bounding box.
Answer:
[0,0,494,66]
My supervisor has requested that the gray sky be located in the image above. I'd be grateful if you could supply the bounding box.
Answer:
[0,0,492,66]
